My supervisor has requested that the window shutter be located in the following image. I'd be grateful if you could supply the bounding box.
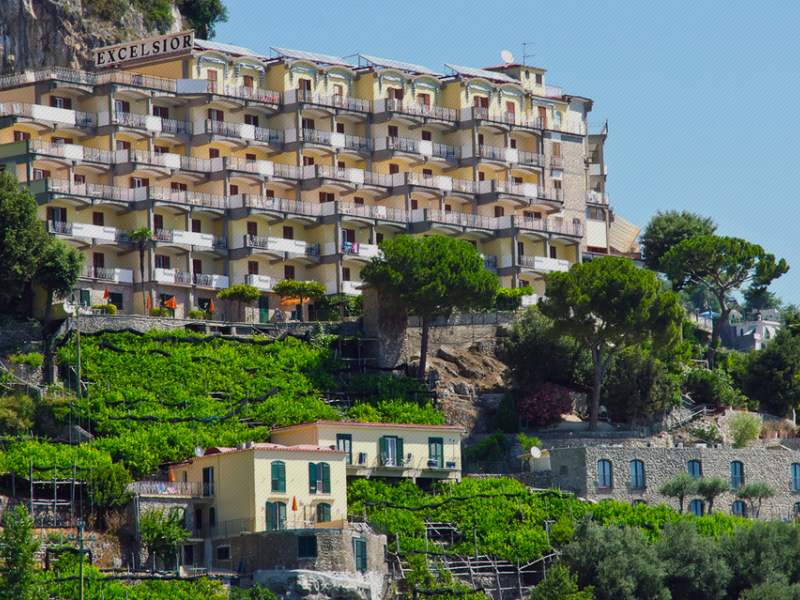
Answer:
[46,207,54,223]
[278,502,287,530]
[397,438,404,465]
[379,437,386,466]
[309,462,317,494]
[266,502,274,530]
[80,289,91,307]
[321,463,330,494]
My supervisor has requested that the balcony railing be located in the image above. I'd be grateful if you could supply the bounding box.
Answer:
[127,481,202,497]
[519,255,571,272]
[385,136,417,152]
[296,90,371,112]
[161,118,191,135]
[193,273,229,289]
[203,119,240,137]
[518,151,545,166]
[363,171,393,187]
[253,126,283,143]
[585,190,609,205]
[344,134,373,151]
[551,156,564,169]
[327,201,409,222]
[386,98,457,121]
[547,219,584,237]
[154,268,193,285]
[114,111,148,128]
[243,274,281,291]
[43,178,135,202]
[239,194,322,217]
[478,144,506,160]
[144,187,228,210]
[81,266,134,283]
[180,155,213,172]
[341,242,381,258]
[0,102,95,128]
[46,220,126,242]
[223,85,282,104]
[302,128,332,144]
[417,209,497,230]
[483,255,498,268]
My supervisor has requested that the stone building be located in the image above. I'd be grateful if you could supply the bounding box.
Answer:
[537,445,800,520]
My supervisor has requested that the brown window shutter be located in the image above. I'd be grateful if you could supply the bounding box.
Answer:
[209,148,219,159]
[265,189,275,198]
[153,214,163,231]
[50,96,58,107]
[354,197,364,205]
[93,252,105,269]
[478,171,485,181]
[494,206,504,218]
[342,267,351,282]
[283,226,294,240]
[192,219,201,233]
[517,241,524,257]
[553,142,561,158]
[248,261,258,275]
[229,184,239,195]
[376,233,384,244]
[46,207,54,222]
[421,131,432,141]
[92,212,104,226]
[245,153,256,161]
[284,265,295,280]
[389,164,399,175]
[411,199,418,210]
[247,222,258,237]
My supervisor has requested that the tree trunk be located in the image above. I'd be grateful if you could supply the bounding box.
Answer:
[298,295,305,322]
[139,245,147,315]
[21,280,34,319]
[589,353,602,432]
[419,317,430,381]
[708,499,714,515]
[679,497,684,514]
[708,296,731,369]
[44,287,53,325]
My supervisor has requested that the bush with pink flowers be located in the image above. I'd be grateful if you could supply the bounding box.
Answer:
[516,383,573,426]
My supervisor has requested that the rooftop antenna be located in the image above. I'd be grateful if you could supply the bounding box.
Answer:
[522,42,535,66]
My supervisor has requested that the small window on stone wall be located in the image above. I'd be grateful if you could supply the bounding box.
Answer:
[216,546,230,561]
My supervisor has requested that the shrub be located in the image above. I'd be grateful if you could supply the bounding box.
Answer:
[729,412,762,448]
[188,310,208,320]
[464,430,508,463]
[495,391,520,433]
[693,423,723,444]
[495,285,535,311]
[150,307,171,317]
[517,382,573,427]
[516,432,542,452]
[83,0,129,22]
[9,352,44,368]
[93,303,117,315]
[684,368,742,407]
[133,0,174,32]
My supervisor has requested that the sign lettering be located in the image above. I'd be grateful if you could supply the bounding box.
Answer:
[94,31,194,68]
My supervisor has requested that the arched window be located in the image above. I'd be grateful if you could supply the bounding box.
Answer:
[271,460,286,493]
[689,499,704,517]
[598,460,612,489]
[791,464,800,491]
[731,461,744,490]
[555,111,563,125]
[309,462,331,494]
[316,502,332,523]
[630,460,645,489]
[733,501,747,517]
[266,501,287,530]
[687,460,702,480]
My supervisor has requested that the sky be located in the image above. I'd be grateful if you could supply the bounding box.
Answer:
[215,0,800,303]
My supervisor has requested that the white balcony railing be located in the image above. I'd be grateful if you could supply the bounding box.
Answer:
[155,229,226,248]
[519,255,571,273]
[193,273,229,289]
[413,209,497,230]
[585,190,609,205]
[0,102,95,128]
[47,220,122,242]
[81,266,134,283]
[241,274,281,291]
[322,201,410,223]
[341,242,381,259]
[379,98,457,121]
[29,139,114,164]
[232,194,322,218]
[154,268,193,285]
[292,89,371,112]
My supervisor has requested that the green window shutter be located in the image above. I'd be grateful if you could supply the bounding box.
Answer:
[379,437,386,465]
[266,502,274,530]
[79,289,91,307]
[109,292,123,310]
[309,462,317,494]
[272,461,286,492]
[317,502,331,523]
[397,438,404,466]
[278,502,287,530]
[354,539,367,572]
[321,462,331,494]
[429,438,443,466]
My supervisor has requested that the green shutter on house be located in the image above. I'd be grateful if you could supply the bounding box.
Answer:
[277,502,287,530]
[109,292,123,311]
[272,461,286,492]
[379,437,386,465]
[79,289,91,307]
[429,438,444,467]
[317,502,331,523]
[397,437,404,466]
[354,539,367,572]
[321,462,331,494]
[266,502,274,530]
[309,462,317,494]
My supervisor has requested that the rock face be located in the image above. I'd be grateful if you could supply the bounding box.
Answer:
[0,0,184,74]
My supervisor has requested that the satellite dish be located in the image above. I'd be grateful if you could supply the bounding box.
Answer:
[63,300,75,314]
[501,50,515,64]
[195,446,205,457]
[530,447,542,459]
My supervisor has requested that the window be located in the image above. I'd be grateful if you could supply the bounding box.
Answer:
[92,212,104,226]
[389,163,399,175]
[445,204,452,212]
[478,133,485,145]
[553,179,562,189]
[535,73,543,85]
[478,171,485,181]
[303,156,314,166]
[552,142,561,158]
[354,538,367,572]
[630,460,645,489]
[513,176,523,184]
[116,140,131,151]
[417,93,430,105]
[195,508,202,529]
[302,118,315,131]
[299,78,312,92]
[155,255,170,270]
[336,123,345,134]
[733,501,747,517]
[298,536,318,558]
[316,502,331,523]
[689,499,704,517]
[207,108,224,121]
[206,69,218,92]
[271,460,286,492]
[245,153,257,162]
[688,460,702,480]
[130,177,148,188]
[421,130,432,141]
[109,292,123,311]
[309,462,331,494]
[337,434,352,464]
[209,507,216,527]
[153,214,164,232]
[517,241,524,257]
[428,437,443,468]
[380,436,403,467]
[389,87,403,101]
[244,114,259,127]
[13,130,30,141]
[354,197,364,205]
[319,192,335,203]
[731,461,744,489]
[243,75,254,88]
[494,206,504,218]
[283,226,294,240]
[266,501,287,530]
[388,125,399,138]
[79,289,91,307]
[375,232,384,244]
[587,207,605,220]
[333,84,343,96]
[171,182,187,192]
[216,546,230,561]
[549,247,557,259]
[284,265,295,280]
[50,96,72,109]
[510,138,517,149]
[191,219,201,233]
[597,460,612,488]
[154,145,168,154]
[209,148,220,159]
[410,199,418,210]
[93,253,105,270]
[34,169,50,180]
[248,261,259,275]
[793,464,800,491]
[152,105,168,118]
[202,466,214,496]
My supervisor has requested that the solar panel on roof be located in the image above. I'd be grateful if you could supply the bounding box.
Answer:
[360,55,443,77]
[270,47,352,67]
[445,64,519,84]
[195,39,261,58]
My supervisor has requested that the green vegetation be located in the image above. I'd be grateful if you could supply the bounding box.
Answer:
[272,280,326,322]
[540,256,681,431]
[494,285,535,311]
[217,282,261,321]
[36,238,85,323]
[362,234,499,378]
[640,210,716,274]
[0,505,40,600]
[729,412,763,448]
[176,0,229,39]
[9,351,44,368]
[139,507,190,570]
[658,472,698,514]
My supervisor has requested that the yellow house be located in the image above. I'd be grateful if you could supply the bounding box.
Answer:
[269,421,464,481]
[172,442,347,536]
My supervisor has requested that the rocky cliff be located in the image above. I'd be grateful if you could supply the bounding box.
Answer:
[0,0,184,74]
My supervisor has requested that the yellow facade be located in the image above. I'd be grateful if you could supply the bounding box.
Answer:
[0,38,610,322]
[270,420,464,481]
[172,442,348,532]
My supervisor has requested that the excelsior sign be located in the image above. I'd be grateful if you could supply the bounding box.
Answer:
[94,31,194,68]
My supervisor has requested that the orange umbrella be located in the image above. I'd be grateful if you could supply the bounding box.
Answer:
[165,296,177,310]
[146,296,151,310]
[103,286,110,299]
[292,496,298,511]
[168,469,175,483]
[209,298,215,313]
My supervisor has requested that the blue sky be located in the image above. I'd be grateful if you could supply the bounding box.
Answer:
[215,0,800,303]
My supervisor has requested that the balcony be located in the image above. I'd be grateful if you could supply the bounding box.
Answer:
[193,273,229,289]
[374,98,457,123]
[238,235,318,258]
[412,208,497,234]
[321,201,409,225]
[480,180,564,207]
[154,268,193,285]
[518,151,545,167]
[46,220,128,243]
[288,89,371,113]
[585,191,609,205]
[223,157,300,180]
[590,163,607,177]
[241,273,281,291]
[155,228,227,249]
[81,266,134,283]
[127,481,202,497]
[550,156,564,169]
[497,215,583,238]
[0,101,95,131]
[341,241,382,260]
[548,120,587,136]
[209,82,281,106]
[340,281,362,296]
[375,137,459,163]
[459,106,516,128]
[29,140,114,165]
[519,255,571,273]
[402,173,477,198]
[138,187,228,210]
[32,178,135,205]
[483,255,498,269]
[231,194,322,220]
